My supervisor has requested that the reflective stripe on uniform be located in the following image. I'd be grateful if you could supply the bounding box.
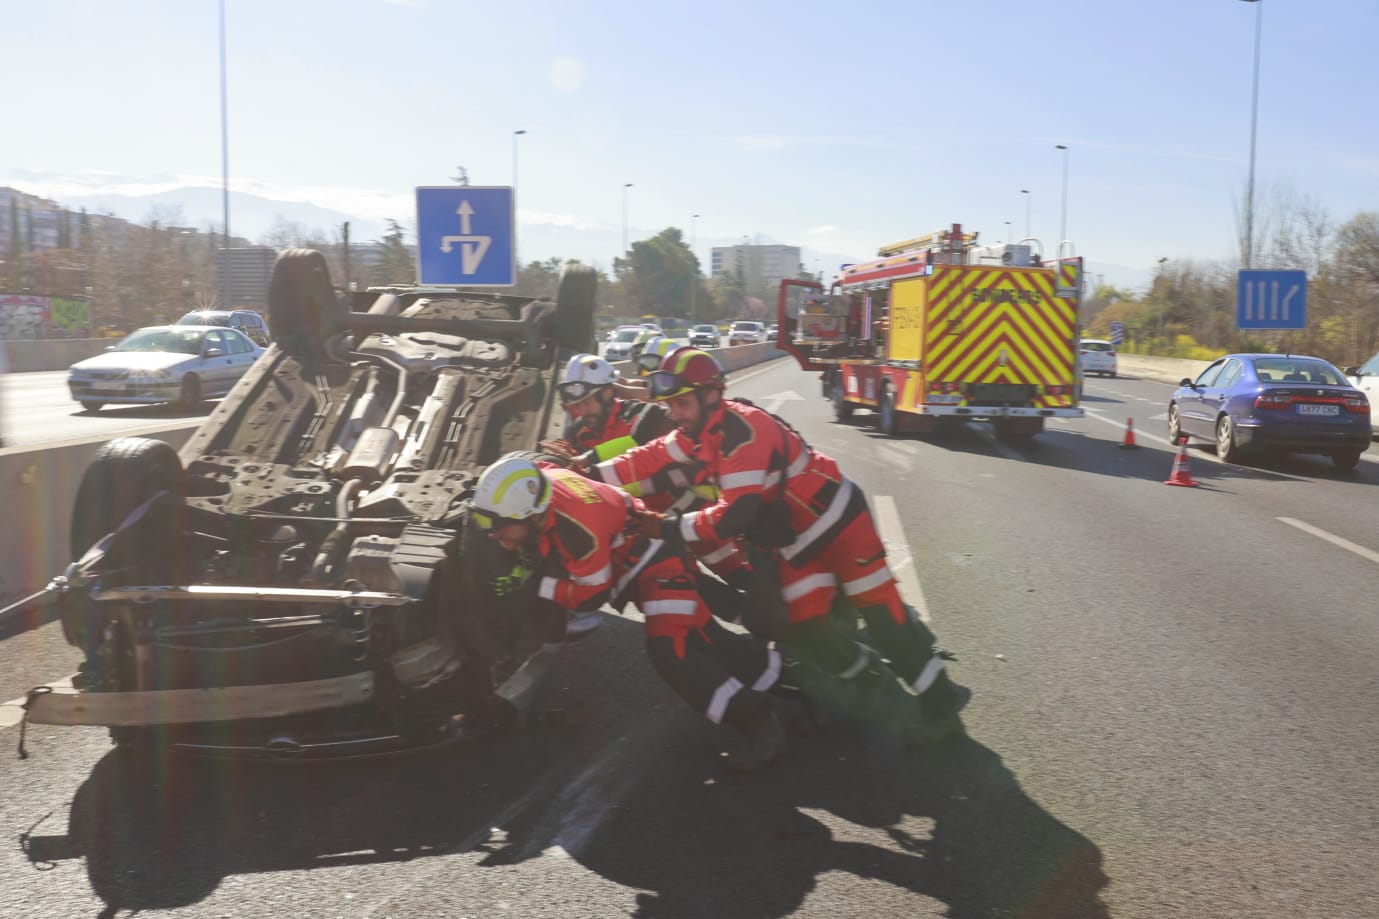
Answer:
[781,571,836,602]
[680,512,700,543]
[538,576,560,602]
[613,538,665,600]
[572,563,613,588]
[780,477,855,561]
[641,598,700,617]
[720,469,766,490]
[666,439,692,464]
[787,450,809,478]
[698,542,737,565]
[706,677,744,724]
[911,656,946,694]
[839,646,871,680]
[842,566,894,597]
[594,461,626,487]
[752,648,781,691]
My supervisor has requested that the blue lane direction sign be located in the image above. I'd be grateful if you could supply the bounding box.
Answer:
[1237,269,1306,330]
[1109,321,1124,346]
[415,186,515,286]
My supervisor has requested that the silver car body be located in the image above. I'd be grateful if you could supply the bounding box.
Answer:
[68,325,264,406]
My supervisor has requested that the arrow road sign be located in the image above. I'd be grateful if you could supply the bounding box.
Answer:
[1237,269,1306,330]
[416,186,515,286]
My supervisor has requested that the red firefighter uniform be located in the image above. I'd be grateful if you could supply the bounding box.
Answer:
[565,397,752,582]
[531,462,781,725]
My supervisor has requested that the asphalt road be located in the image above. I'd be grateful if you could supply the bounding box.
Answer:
[0,370,208,451]
[2,359,1377,917]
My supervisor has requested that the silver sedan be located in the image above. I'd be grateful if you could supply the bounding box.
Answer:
[67,325,264,411]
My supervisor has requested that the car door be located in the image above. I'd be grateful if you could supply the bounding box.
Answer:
[225,331,258,389]
[1179,359,1226,436]
[1348,351,1379,429]
[201,330,235,395]
[1198,358,1242,427]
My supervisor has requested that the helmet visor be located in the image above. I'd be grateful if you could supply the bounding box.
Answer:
[636,350,664,375]
[472,508,535,531]
[648,370,695,400]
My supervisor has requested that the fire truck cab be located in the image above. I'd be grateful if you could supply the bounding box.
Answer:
[777,224,1084,440]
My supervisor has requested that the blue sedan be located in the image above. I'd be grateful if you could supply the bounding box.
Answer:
[1167,353,1371,470]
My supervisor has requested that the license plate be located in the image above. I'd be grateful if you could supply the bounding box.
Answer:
[1297,403,1339,416]
[927,394,962,405]
[90,381,124,392]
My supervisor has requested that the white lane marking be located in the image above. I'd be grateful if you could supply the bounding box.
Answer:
[727,357,791,386]
[1,675,74,729]
[874,495,931,623]
[1277,517,1379,566]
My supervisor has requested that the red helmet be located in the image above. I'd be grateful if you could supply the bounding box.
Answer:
[648,348,725,400]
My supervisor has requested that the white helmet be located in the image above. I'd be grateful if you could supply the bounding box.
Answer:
[635,336,682,376]
[473,453,552,528]
[559,353,619,404]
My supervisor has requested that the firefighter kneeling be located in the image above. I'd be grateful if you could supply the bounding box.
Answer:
[596,348,970,747]
[471,452,788,772]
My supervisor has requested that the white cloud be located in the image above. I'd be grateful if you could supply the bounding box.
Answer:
[549,57,586,93]
[806,225,839,236]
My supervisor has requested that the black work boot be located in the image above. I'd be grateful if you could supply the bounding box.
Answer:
[902,667,971,748]
[722,692,787,773]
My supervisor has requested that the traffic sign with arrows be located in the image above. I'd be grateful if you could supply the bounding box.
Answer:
[1237,269,1307,330]
[415,186,515,286]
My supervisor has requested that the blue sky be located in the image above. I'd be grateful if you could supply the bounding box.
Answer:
[3,0,1378,289]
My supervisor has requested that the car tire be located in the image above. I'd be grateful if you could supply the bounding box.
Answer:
[1110,371,1118,379]
[1332,449,1362,472]
[554,265,598,355]
[69,437,184,564]
[832,377,854,422]
[875,385,898,437]
[1167,403,1182,444]
[519,301,556,367]
[177,374,202,410]
[268,248,346,358]
[1216,414,1241,463]
[81,400,104,413]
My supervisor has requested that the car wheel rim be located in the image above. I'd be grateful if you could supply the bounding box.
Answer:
[1168,406,1178,439]
[1218,418,1231,454]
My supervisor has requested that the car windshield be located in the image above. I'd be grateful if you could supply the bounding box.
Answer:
[732,322,760,331]
[1082,341,1112,351]
[612,328,640,342]
[116,328,205,354]
[693,325,716,333]
[1252,358,1347,385]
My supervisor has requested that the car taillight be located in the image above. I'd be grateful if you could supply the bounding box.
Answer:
[928,381,961,393]
[1045,385,1072,396]
[1107,350,1116,356]
[1255,393,1293,410]
[1344,394,1369,414]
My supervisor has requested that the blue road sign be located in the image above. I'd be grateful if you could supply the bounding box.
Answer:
[1237,269,1306,330]
[415,186,515,286]
[1109,321,1124,346]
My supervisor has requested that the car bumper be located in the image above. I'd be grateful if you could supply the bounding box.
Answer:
[69,380,179,403]
[22,671,376,727]
[1235,422,1371,452]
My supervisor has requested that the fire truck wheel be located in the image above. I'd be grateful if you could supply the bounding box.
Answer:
[875,385,897,437]
[832,379,854,422]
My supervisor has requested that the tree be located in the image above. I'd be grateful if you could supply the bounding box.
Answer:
[371,219,416,285]
[621,227,699,318]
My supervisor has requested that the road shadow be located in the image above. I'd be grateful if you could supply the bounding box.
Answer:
[72,402,213,419]
[477,725,1111,919]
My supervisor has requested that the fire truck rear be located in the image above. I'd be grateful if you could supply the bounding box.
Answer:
[777,224,1084,440]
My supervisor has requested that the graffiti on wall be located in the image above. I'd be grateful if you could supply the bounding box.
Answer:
[0,294,92,339]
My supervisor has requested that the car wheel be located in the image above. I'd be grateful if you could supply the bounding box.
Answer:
[1110,371,1118,379]
[177,374,202,410]
[1216,414,1240,462]
[519,300,556,367]
[1332,449,1362,472]
[268,248,346,358]
[69,437,184,564]
[81,400,104,413]
[554,265,598,355]
[1167,403,1182,444]
[875,385,898,437]
[832,378,855,422]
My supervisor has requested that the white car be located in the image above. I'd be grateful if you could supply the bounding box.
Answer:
[68,325,264,411]
[1345,350,1379,435]
[1079,339,1117,378]
[727,320,766,347]
[603,325,645,361]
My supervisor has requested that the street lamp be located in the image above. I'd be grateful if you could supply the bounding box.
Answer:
[1020,189,1031,239]
[690,213,701,320]
[1004,220,1012,244]
[1240,0,1262,269]
[621,183,634,257]
[1055,145,1069,248]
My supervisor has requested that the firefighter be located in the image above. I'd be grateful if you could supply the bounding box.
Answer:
[471,452,789,772]
[589,347,970,746]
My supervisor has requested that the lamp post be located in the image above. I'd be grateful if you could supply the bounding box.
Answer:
[1055,145,1069,247]
[512,129,527,269]
[690,213,701,320]
[1004,221,1012,244]
[1020,189,1031,239]
[1240,0,1262,269]
[621,183,634,257]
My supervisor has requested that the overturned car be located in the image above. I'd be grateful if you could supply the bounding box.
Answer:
[23,249,599,758]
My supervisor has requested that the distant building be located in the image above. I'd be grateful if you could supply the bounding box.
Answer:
[216,247,278,309]
[710,243,802,295]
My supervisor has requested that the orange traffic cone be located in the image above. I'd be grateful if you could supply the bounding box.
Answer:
[1120,417,1138,449]
[1164,436,1198,487]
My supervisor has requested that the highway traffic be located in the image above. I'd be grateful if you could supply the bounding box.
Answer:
[3,357,1377,917]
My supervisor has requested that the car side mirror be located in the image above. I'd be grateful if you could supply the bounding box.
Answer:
[1344,366,1360,376]
[204,347,225,358]
[1179,377,1193,388]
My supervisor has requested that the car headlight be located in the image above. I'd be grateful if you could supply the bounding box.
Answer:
[122,368,172,383]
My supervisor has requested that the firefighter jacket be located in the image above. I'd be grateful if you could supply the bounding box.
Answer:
[565,398,672,467]
[588,399,860,567]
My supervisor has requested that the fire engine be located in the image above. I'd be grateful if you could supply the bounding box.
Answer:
[777,224,1084,440]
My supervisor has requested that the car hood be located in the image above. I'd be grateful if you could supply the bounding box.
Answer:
[71,351,195,373]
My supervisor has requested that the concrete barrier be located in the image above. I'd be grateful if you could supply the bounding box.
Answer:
[1116,353,1211,385]
[2,339,111,373]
